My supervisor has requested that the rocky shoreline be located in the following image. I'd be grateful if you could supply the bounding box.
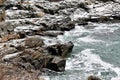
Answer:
[0,0,120,80]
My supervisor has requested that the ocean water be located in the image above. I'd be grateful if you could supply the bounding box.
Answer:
[44,23,120,80]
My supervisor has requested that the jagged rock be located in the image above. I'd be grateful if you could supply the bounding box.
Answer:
[46,41,74,57]
[40,15,75,31]
[46,56,66,72]
[25,37,44,48]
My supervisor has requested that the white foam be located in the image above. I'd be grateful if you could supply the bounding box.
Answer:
[66,49,120,79]
[57,26,91,43]
[77,36,104,43]
[94,26,119,33]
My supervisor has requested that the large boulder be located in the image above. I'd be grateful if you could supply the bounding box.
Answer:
[46,56,66,72]
[46,41,74,57]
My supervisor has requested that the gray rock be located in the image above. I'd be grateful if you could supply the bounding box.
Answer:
[46,56,66,72]
[40,15,75,31]
[37,30,64,37]
[25,37,44,48]
[46,41,74,57]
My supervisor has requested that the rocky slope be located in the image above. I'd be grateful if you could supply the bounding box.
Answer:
[0,0,120,80]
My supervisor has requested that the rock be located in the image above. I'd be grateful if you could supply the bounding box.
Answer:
[17,62,34,70]
[36,31,64,37]
[0,47,17,55]
[87,76,101,80]
[46,56,66,72]
[2,52,22,62]
[48,0,64,2]
[59,19,75,31]
[0,0,5,5]
[40,15,75,31]
[97,0,115,2]
[35,2,59,15]
[46,41,74,57]
[15,45,25,51]
[78,2,89,12]
[17,31,26,38]
[25,37,44,48]
[0,33,20,43]
[0,8,5,22]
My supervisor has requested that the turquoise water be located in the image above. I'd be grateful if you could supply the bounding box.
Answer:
[44,23,120,80]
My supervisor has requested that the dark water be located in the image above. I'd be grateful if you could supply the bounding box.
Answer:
[44,23,120,80]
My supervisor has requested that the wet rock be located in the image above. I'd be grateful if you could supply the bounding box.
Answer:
[35,2,59,15]
[59,19,75,31]
[25,37,44,48]
[0,47,17,55]
[40,15,75,31]
[18,49,48,70]
[78,2,90,12]
[48,0,64,2]
[87,76,101,80]
[17,62,34,70]
[58,8,75,16]
[15,45,25,51]
[46,41,74,57]
[46,56,66,72]
[17,31,26,38]
[2,52,22,61]
[0,22,14,37]
[97,0,115,2]
[37,31,64,37]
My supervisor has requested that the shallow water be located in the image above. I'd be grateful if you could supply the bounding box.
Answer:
[44,23,120,80]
